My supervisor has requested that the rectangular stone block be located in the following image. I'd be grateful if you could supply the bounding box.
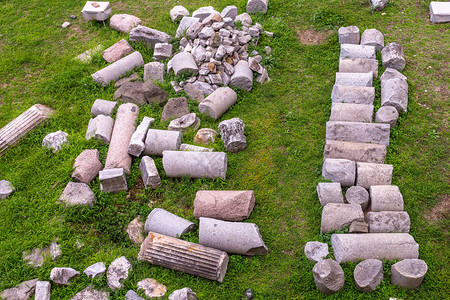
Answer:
[340,44,376,59]
[335,72,373,87]
[128,117,154,157]
[326,121,391,146]
[330,103,373,123]
[324,140,386,164]
[140,156,161,188]
[430,1,450,23]
[331,85,375,105]
[356,162,393,189]
[370,185,404,211]
[99,168,128,193]
[339,58,379,78]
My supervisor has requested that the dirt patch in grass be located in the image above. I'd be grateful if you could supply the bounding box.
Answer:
[296,28,331,45]
[424,194,450,223]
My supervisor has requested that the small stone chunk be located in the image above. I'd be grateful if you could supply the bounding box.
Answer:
[370,185,404,211]
[99,168,127,193]
[70,285,109,300]
[50,267,79,285]
[137,278,167,298]
[313,259,345,295]
[199,87,238,120]
[194,128,217,145]
[114,73,140,88]
[91,99,117,117]
[354,259,383,292]
[102,39,134,63]
[59,182,95,206]
[128,117,155,157]
[84,262,106,278]
[338,26,360,44]
[168,113,201,131]
[129,26,171,47]
[0,278,38,300]
[168,287,198,300]
[114,81,168,105]
[375,106,399,128]
[361,29,384,51]
[144,208,195,238]
[125,290,145,300]
[304,241,329,262]
[381,42,406,71]
[0,180,14,199]
[35,281,51,300]
[246,0,269,14]
[126,216,145,244]
[322,158,356,187]
[371,0,389,11]
[154,43,173,60]
[346,186,370,211]
[365,211,410,233]
[184,83,205,102]
[321,203,364,233]
[23,242,61,267]
[144,62,164,82]
[42,131,69,152]
[140,156,161,188]
[107,256,132,290]
[430,2,450,23]
[86,115,114,144]
[176,17,201,38]
[391,259,428,289]
[62,22,70,28]
[356,162,393,189]
[316,182,344,206]
[72,149,102,184]
[70,15,76,19]
[236,13,253,26]
[170,5,189,22]
[349,220,369,233]
[219,118,247,153]
[110,14,142,33]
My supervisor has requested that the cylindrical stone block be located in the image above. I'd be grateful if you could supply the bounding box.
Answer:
[144,208,195,238]
[91,51,144,86]
[128,117,154,157]
[218,118,246,153]
[323,140,387,164]
[246,0,269,14]
[331,233,419,263]
[198,87,237,120]
[143,129,182,156]
[163,151,227,179]
[313,259,345,295]
[171,52,199,76]
[375,106,399,128]
[230,60,253,91]
[320,203,364,233]
[331,85,375,105]
[370,185,404,211]
[360,29,384,51]
[105,103,139,173]
[340,44,376,59]
[391,259,427,289]
[199,217,269,255]
[345,186,370,211]
[356,162,393,189]
[365,211,410,233]
[338,26,360,44]
[381,78,408,114]
[381,42,406,71]
[317,182,344,206]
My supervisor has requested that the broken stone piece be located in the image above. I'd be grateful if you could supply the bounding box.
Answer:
[92,51,144,86]
[107,256,132,290]
[230,60,253,91]
[0,180,14,199]
[86,115,114,144]
[42,131,69,152]
[171,52,199,76]
[110,14,142,33]
[221,6,238,19]
[246,0,268,14]
[62,22,70,28]
[365,211,410,233]
[349,220,369,233]
[72,149,102,184]
[375,106,399,128]
[23,242,61,267]
[125,290,145,300]
[338,26,360,44]
[340,44,376,59]
[381,42,406,71]
[126,216,145,244]
[381,76,408,114]
[144,208,195,238]
[354,259,383,292]
[137,278,167,298]
[219,118,247,153]
[161,97,190,122]
[356,162,393,189]
[335,72,373,87]
[70,285,109,300]
[84,262,106,278]
[330,103,374,123]
[323,140,387,164]
[371,0,389,11]
[50,267,80,285]
[143,62,164,82]
[128,117,155,157]
[345,185,370,211]
[168,287,198,300]
[99,168,127,193]
[192,6,219,21]
[114,73,140,88]
[339,58,379,78]
[59,182,95,207]
[184,83,205,102]
[129,25,171,47]
[331,85,375,105]
[391,259,428,289]
[180,144,213,152]
[0,278,38,300]
[139,156,161,188]
[430,1,450,23]
[316,182,344,206]
[153,43,173,60]
[35,281,51,300]
[360,29,384,51]
[320,203,364,233]
[313,259,345,295]
[91,99,117,117]
[168,113,201,131]
[102,39,134,63]
[194,128,217,145]
[304,241,329,262]
[143,129,182,156]
[163,151,227,179]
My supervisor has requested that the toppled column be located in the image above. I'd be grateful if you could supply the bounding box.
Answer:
[171,52,199,76]
[365,211,410,233]
[322,158,356,187]
[381,42,406,71]
[91,99,117,116]
[139,156,161,188]
[330,103,374,123]
[99,168,127,193]
[391,259,428,289]
[194,190,255,221]
[338,26,360,44]
[313,259,345,295]
[144,208,194,237]
[128,117,155,157]
[360,29,384,51]
[199,217,269,255]
[331,85,375,105]
[320,203,364,233]
[105,103,139,173]
[143,129,182,156]
[340,44,376,59]
[331,233,419,263]
[91,51,144,86]
[317,182,344,206]
[138,232,229,282]
[326,121,390,146]
[163,151,227,179]
[335,72,373,87]
[356,162,393,189]
[230,60,253,91]
[86,115,114,144]
[370,185,404,211]
[198,87,237,120]
[323,140,387,164]
[218,118,246,153]
[339,58,378,78]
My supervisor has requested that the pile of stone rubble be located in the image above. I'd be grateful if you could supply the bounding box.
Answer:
[304,26,428,294]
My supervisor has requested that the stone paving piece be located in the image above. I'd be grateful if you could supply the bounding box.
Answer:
[168,287,198,300]
[322,158,356,187]
[126,216,145,244]
[144,129,182,156]
[172,52,199,76]
[360,29,384,51]
[370,185,404,211]
[170,5,189,22]
[137,278,167,298]
[340,44,376,59]
[194,190,255,221]
[230,61,253,91]
[375,106,399,128]
[184,83,205,102]
[194,128,217,145]
[35,281,51,300]
[331,233,419,263]
[145,208,195,238]
[72,149,102,184]
[86,115,114,144]
[199,217,269,255]
[91,99,117,117]
[102,39,134,63]
[338,26,360,44]
[371,0,389,11]
[140,156,161,188]
[430,1,450,23]
[110,14,142,33]
[143,62,165,82]
[339,58,378,78]
[366,211,410,233]
[304,241,329,262]
[246,0,269,14]
[326,121,390,146]
[70,285,109,300]
[381,77,408,114]
[130,25,171,47]
[331,85,375,104]
[168,113,201,131]
[313,259,345,295]
[59,182,95,206]
[99,168,127,193]
[42,130,68,152]
[125,290,145,300]
[354,259,383,292]
[356,162,393,189]
[330,103,374,123]
[23,242,61,267]
[180,143,213,152]
[153,43,173,60]
[92,51,144,86]
[163,151,227,179]
[345,186,370,211]
[335,72,373,87]
[0,179,14,199]
[316,182,344,206]
[128,117,155,157]
[321,203,364,233]
[107,256,132,290]
[323,140,387,164]
[1,278,38,300]
[381,42,406,71]
[84,262,106,278]
[219,118,246,153]
[391,259,428,289]
[50,267,79,285]
[198,87,237,120]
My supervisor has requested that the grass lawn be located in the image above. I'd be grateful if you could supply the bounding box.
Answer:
[0,0,449,299]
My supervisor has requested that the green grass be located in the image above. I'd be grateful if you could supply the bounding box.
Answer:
[0,0,449,299]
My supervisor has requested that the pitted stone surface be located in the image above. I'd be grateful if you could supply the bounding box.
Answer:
[339,58,378,78]
[126,216,145,244]
[366,211,410,233]
[144,62,165,82]
[375,106,399,128]
[0,278,38,300]
[107,256,132,290]
[361,29,384,51]
[321,203,364,233]
[338,26,360,44]
[323,140,387,164]
[194,128,217,145]
[304,241,329,262]
[326,121,390,146]
[381,42,406,71]
[129,25,171,47]
[168,113,201,132]
[354,259,384,292]
[84,262,107,278]
[102,39,134,63]
[35,281,51,300]
[370,185,404,211]
[110,14,142,33]
[316,182,344,206]
[246,0,269,14]
[356,162,393,189]
[330,103,374,123]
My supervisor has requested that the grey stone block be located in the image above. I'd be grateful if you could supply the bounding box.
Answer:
[356,162,393,189]
[230,60,253,91]
[102,39,134,63]
[0,180,14,199]
[331,85,375,105]
[153,43,173,60]
[162,151,227,179]
[345,186,370,211]
[169,287,198,300]
[168,113,201,132]
[23,242,61,268]
[91,99,117,117]
[199,87,237,120]
[84,262,106,278]
[161,97,189,122]
[35,281,51,300]
[380,68,407,82]
[110,14,142,33]
[326,121,390,146]
[184,83,205,102]
[349,220,368,233]
[221,6,238,19]
[137,278,167,298]
[107,256,132,290]
[381,42,405,71]
[50,267,79,285]
[316,182,344,206]
[354,259,383,292]
[370,185,404,211]
[375,106,399,128]
[129,26,171,47]
[92,51,144,86]
[172,52,199,76]
[170,5,189,22]
[330,103,374,123]
[99,168,127,193]
[313,259,345,295]
[180,144,213,152]
[335,72,373,87]
[304,241,329,262]
[42,130,69,152]
[86,115,114,144]
[246,0,269,14]
[366,211,410,233]
[219,118,246,153]
[360,29,384,51]
[72,149,102,184]
[371,0,388,11]
[430,1,450,23]
[321,203,364,233]
[59,182,95,206]
[322,158,356,187]
[144,208,195,238]
[340,44,376,59]
[143,62,164,82]
[381,77,408,114]
[125,290,145,300]
[339,58,378,78]
[143,129,182,156]
[0,278,38,300]
[324,140,387,164]
[331,233,419,263]
[391,259,428,289]
[199,217,269,255]
[140,156,161,188]
[338,26,360,44]
[128,117,155,157]
[235,13,253,26]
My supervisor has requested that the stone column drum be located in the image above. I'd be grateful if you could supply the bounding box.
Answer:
[198,87,237,120]
[91,51,144,86]
[162,151,227,179]
[218,118,246,152]
[144,129,182,156]
[144,208,195,238]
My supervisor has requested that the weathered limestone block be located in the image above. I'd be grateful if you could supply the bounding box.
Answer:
[168,113,201,132]
[356,162,393,189]
[143,129,182,156]
[140,156,161,188]
[35,281,51,300]
[313,259,345,295]
[99,168,127,193]
[50,267,79,285]
[381,77,408,114]
[331,85,375,105]
[91,99,117,117]
[345,186,370,211]
[354,259,383,292]
[371,0,389,11]
[349,220,369,233]
[323,140,387,164]
[321,203,364,233]
[144,208,194,238]
[381,42,406,71]
[128,117,155,157]
[339,58,379,78]
[0,180,14,199]
[107,256,132,290]
[84,262,106,278]
[171,52,199,76]
[102,39,134,63]
[192,81,214,95]
[126,216,145,244]
[366,211,410,233]
[221,6,238,19]
[176,17,201,38]
[326,121,390,146]
[192,6,220,21]
[304,241,329,262]
[137,278,167,298]
[143,62,164,82]
[391,259,428,289]
[0,278,38,300]
[330,103,374,123]
[23,242,61,268]
[70,285,109,300]
[198,87,237,120]
[335,72,373,87]
[180,144,213,152]
[75,45,103,63]
[161,97,189,122]
[138,231,229,282]
[230,60,253,91]
[331,233,419,263]
[322,158,356,187]
[246,0,269,14]
[380,68,407,82]
[219,118,246,153]
[194,128,217,145]
[184,83,205,102]
[235,13,253,26]
[430,1,450,23]
[114,73,140,88]
[168,288,198,300]
[42,131,68,152]
[72,149,102,183]
[316,182,344,206]
[170,5,189,22]
[340,44,376,59]
[194,190,255,221]
[361,29,384,51]
[370,185,404,211]
[59,182,95,206]
[92,51,144,86]
[129,25,171,47]
[125,290,145,300]
[86,115,114,144]
[153,43,173,60]
[375,106,399,128]
[163,151,227,179]
[105,103,139,173]
[110,14,142,33]
[338,26,360,44]
[199,217,269,255]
